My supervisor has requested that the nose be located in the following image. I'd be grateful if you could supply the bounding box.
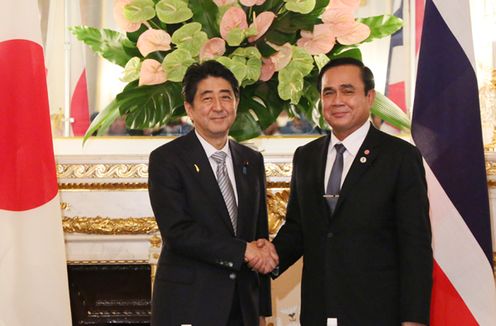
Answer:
[212,96,223,111]
[331,92,343,105]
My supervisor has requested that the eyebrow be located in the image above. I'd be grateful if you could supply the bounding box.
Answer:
[199,89,233,97]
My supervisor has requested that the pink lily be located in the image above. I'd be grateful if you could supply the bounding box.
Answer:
[139,59,167,86]
[248,11,276,43]
[137,29,172,57]
[260,57,275,81]
[113,0,142,33]
[220,7,249,40]
[296,24,336,55]
[240,0,266,6]
[200,38,226,61]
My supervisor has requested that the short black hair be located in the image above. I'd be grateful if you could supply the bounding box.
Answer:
[317,57,375,94]
[182,60,240,104]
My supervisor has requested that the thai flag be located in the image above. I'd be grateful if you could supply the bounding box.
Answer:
[412,0,496,324]
[0,0,72,324]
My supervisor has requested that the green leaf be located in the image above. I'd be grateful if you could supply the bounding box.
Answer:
[116,81,184,129]
[371,92,411,130]
[278,68,304,104]
[123,0,156,23]
[121,57,142,82]
[330,47,362,61]
[229,111,262,141]
[243,57,262,86]
[171,22,208,57]
[216,56,247,84]
[156,0,193,24]
[288,46,314,76]
[162,48,196,82]
[358,15,403,43]
[189,0,219,38]
[284,0,316,14]
[314,54,330,70]
[70,26,134,67]
[226,27,246,47]
[83,99,120,143]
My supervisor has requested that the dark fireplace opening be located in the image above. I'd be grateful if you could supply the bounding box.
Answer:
[68,264,151,325]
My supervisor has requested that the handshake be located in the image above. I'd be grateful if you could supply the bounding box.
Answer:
[244,239,279,274]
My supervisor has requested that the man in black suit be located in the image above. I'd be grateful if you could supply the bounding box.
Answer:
[148,61,276,326]
[269,58,433,325]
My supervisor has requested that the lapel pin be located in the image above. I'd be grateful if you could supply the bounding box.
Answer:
[364,149,370,155]
[194,164,200,173]
[360,157,367,163]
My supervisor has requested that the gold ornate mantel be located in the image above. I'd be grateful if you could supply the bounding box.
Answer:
[54,137,496,273]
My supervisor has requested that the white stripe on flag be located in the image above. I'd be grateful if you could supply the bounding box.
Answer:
[0,196,72,326]
[423,163,496,325]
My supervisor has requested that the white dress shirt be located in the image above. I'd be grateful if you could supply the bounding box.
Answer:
[195,130,238,204]
[324,121,370,191]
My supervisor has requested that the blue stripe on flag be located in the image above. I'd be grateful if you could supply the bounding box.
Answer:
[412,0,493,263]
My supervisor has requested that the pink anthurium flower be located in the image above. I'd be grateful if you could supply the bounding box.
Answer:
[137,29,172,57]
[240,0,266,6]
[329,0,360,11]
[113,0,142,33]
[212,0,237,6]
[296,24,336,55]
[260,57,275,81]
[268,42,292,71]
[220,7,249,40]
[200,38,226,61]
[248,11,276,43]
[139,59,167,86]
[336,22,370,45]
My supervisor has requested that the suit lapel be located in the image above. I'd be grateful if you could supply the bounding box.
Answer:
[179,131,236,235]
[229,140,249,237]
[316,135,332,227]
[333,125,381,216]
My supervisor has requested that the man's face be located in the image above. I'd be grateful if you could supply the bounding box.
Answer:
[321,64,375,140]
[185,76,237,142]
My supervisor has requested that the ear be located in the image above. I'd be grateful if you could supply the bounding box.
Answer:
[184,102,193,120]
[366,89,376,107]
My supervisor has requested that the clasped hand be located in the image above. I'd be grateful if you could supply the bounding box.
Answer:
[244,239,279,274]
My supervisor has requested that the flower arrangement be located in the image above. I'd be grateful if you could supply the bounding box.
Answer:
[72,0,409,141]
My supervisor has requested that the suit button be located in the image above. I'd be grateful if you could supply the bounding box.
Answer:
[327,232,334,238]
[229,273,236,280]
[228,262,234,268]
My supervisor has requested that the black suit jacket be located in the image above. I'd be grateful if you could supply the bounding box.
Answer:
[148,131,271,326]
[273,125,433,326]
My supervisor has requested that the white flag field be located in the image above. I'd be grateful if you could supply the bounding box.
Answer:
[0,0,72,325]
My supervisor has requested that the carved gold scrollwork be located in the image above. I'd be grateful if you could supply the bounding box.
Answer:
[267,190,290,235]
[57,164,148,179]
[63,216,158,235]
[486,161,496,176]
[265,163,292,178]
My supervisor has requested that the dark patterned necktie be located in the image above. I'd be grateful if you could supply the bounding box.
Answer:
[325,143,346,214]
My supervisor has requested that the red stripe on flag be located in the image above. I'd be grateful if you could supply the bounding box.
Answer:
[385,81,407,112]
[71,69,90,136]
[430,261,478,325]
[0,40,58,211]
[416,0,425,54]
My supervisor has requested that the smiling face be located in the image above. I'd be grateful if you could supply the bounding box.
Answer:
[321,64,375,140]
[185,76,237,147]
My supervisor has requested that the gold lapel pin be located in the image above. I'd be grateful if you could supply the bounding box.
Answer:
[194,164,200,173]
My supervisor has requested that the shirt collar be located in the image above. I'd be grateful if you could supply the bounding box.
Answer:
[330,120,370,157]
[195,129,231,159]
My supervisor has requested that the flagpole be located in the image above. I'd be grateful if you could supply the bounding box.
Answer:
[64,0,71,136]
[409,0,417,118]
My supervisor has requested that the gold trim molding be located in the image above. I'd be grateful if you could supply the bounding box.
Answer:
[67,260,149,265]
[57,163,148,179]
[63,216,158,235]
[486,162,496,176]
[57,163,292,180]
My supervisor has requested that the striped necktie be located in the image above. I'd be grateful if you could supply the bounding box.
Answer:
[211,151,238,235]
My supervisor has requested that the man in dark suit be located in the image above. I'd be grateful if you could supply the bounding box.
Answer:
[148,61,276,326]
[270,58,433,325]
